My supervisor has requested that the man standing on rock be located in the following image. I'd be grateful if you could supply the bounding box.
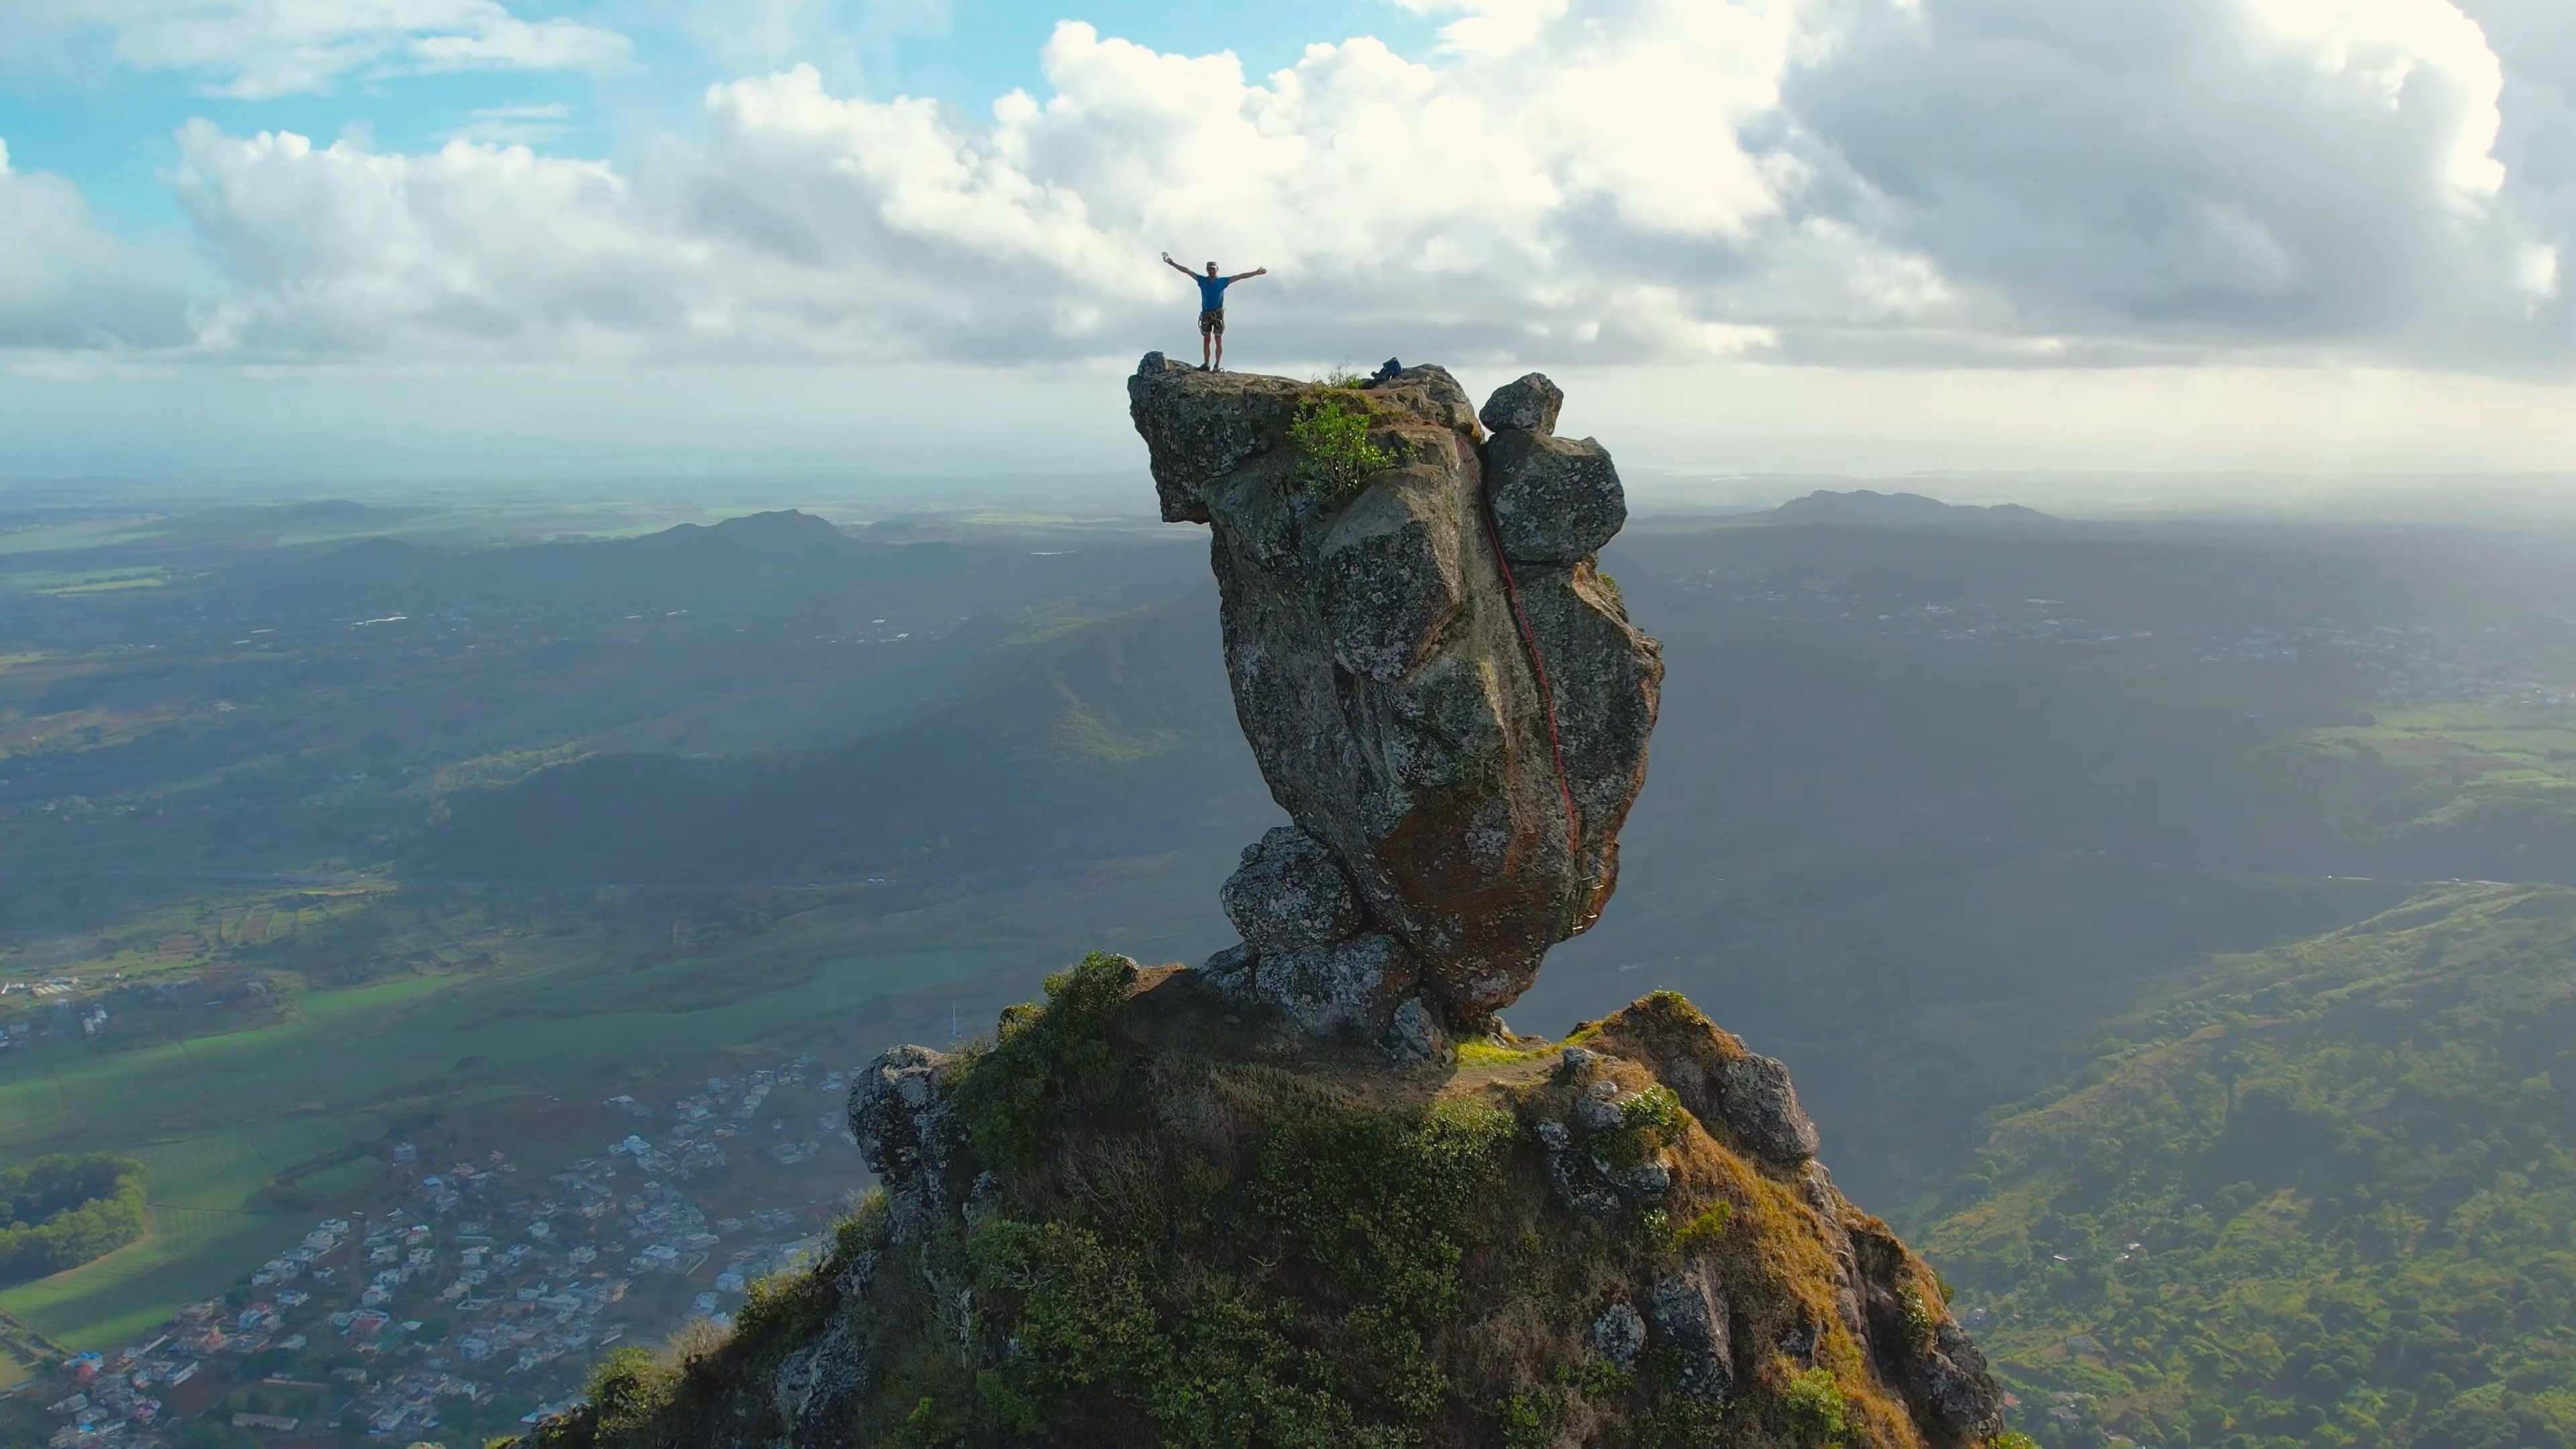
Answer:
[1162,252,1266,372]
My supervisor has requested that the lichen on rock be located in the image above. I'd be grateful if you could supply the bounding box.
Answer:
[1219,825,1364,955]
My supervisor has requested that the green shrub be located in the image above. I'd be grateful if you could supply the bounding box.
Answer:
[1287,396,1393,499]
[1497,1389,1566,1448]
[1556,1355,1629,1397]
[1668,1203,1733,1256]
[0,1153,147,1284]
[1596,1085,1690,1171]
[833,1188,891,1259]
[936,1087,1515,1446]
[951,951,1135,1170]
[1899,1283,1938,1353]
[1784,1365,1853,1447]
[582,1346,676,1442]
[731,1265,828,1352]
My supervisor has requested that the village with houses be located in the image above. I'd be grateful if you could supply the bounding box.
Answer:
[5,1053,871,1448]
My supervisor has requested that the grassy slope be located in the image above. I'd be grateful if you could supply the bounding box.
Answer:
[1917,884,2576,1449]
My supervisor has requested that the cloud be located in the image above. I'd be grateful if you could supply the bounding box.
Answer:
[170,121,699,360]
[439,102,578,147]
[0,139,194,351]
[1779,0,2567,364]
[1387,0,1573,56]
[140,10,1857,366]
[7,0,632,98]
[666,0,951,85]
[22,0,2576,374]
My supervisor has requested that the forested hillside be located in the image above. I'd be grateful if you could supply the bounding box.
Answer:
[1923,885,2576,1449]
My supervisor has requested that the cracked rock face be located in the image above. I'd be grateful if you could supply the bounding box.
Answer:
[1648,1262,1735,1401]
[848,1044,964,1243]
[1485,430,1625,565]
[1717,1052,1824,1164]
[1130,355,1662,1024]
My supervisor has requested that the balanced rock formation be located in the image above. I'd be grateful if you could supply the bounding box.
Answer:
[510,357,2010,1449]
[1129,358,1662,1042]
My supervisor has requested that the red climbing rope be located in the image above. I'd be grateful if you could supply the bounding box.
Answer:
[1474,447,1591,930]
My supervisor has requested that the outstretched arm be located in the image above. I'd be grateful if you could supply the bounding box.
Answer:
[1161,252,1196,277]
[1228,267,1269,282]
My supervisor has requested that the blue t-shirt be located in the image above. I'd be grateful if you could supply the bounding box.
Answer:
[1196,274,1232,310]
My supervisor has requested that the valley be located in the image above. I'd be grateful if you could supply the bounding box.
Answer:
[6,489,2576,1446]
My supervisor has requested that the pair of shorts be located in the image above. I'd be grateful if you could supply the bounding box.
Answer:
[1198,308,1226,336]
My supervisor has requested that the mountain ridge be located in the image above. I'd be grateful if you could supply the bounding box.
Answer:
[1770,490,2058,529]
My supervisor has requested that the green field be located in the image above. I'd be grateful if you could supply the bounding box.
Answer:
[2323,704,2576,786]
[0,1117,383,1350]
[0,565,169,595]
[0,517,163,557]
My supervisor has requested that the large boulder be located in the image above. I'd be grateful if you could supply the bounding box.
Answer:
[1220,826,1364,955]
[1485,430,1626,565]
[1478,372,1564,435]
[1648,1260,1736,1400]
[1718,1051,1824,1165]
[1130,356,1662,1024]
[847,1045,964,1242]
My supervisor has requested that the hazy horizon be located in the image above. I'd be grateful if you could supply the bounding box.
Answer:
[6,0,2573,489]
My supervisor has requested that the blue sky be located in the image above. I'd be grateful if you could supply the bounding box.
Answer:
[0,3,1442,231]
[3,0,2573,486]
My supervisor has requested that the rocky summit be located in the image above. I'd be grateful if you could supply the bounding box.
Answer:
[1129,358,1662,1047]
[508,360,2008,1449]
[515,961,2007,1449]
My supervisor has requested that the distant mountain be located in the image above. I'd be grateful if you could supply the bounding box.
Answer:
[203,508,1207,626]
[1770,488,2057,528]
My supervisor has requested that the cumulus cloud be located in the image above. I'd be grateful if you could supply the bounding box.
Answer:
[5,0,632,97]
[439,103,578,147]
[1780,0,2567,363]
[171,121,698,359]
[25,0,2576,373]
[1389,0,1574,56]
[0,139,193,351]
[147,8,1874,366]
